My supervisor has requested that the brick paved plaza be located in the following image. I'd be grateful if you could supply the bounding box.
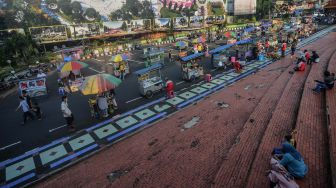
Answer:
[34,32,336,188]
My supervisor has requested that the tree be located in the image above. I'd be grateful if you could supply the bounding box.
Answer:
[163,0,167,7]
[4,33,39,65]
[168,1,173,9]
[85,8,98,19]
[71,1,83,14]
[174,3,178,11]
[121,21,127,31]
[58,0,72,15]
[178,4,183,12]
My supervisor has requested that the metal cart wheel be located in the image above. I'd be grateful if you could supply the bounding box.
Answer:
[190,75,196,82]
[145,90,153,98]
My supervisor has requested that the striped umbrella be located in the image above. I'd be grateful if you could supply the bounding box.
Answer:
[81,74,122,95]
[60,61,88,72]
[175,41,188,48]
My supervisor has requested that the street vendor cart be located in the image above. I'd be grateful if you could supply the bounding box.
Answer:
[180,53,204,81]
[110,54,130,78]
[143,48,165,67]
[134,64,164,98]
[19,77,48,97]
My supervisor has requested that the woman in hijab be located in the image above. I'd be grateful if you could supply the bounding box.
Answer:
[280,142,308,178]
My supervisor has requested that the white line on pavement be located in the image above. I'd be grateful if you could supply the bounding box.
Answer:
[89,67,105,73]
[49,124,68,133]
[0,141,21,151]
[127,59,144,64]
[93,58,103,62]
[125,97,143,104]
[176,81,185,85]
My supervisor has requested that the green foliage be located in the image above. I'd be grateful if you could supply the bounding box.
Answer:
[160,7,181,18]
[85,8,98,19]
[2,32,40,66]
[110,0,154,21]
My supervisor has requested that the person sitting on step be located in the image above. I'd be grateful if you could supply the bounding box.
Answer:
[313,71,335,93]
[273,143,308,179]
[293,58,306,72]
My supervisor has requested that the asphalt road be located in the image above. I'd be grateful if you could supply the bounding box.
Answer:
[0,42,223,161]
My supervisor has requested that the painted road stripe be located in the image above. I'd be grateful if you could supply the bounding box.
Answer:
[125,97,143,104]
[127,59,144,64]
[92,58,103,62]
[176,81,185,85]
[89,67,104,73]
[49,124,68,133]
[107,112,166,142]
[0,141,21,151]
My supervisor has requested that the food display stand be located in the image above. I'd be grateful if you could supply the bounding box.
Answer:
[144,49,165,67]
[19,77,47,97]
[134,64,164,98]
[180,53,204,81]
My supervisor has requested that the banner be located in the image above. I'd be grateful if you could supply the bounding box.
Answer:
[205,16,215,26]
[234,0,257,15]
[102,21,128,36]
[154,18,171,30]
[190,16,204,28]
[70,23,100,39]
[215,15,225,24]
[173,17,188,28]
[29,25,68,43]
[129,19,151,32]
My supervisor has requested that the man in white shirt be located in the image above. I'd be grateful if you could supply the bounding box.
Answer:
[16,96,34,125]
[61,96,75,131]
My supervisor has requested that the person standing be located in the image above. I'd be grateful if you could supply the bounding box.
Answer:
[16,96,34,125]
[165,78,174,98]
[119,63,126,80]
[61,96,75,131]
[22,90,32,109]
[97,94,109,118]
[168,50,172,62]
[291,39,297,58]
[281,40,287,57]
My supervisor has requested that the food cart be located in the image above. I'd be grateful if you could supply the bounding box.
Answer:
[18,77,47,97]
[144,48,165,67]
[109,54,130,77]
[134,64,164,98]
[212,54,230,69]
[180,53,204,81]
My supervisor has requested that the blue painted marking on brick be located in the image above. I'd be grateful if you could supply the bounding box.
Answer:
[86,97,165,132]
[107,112,166,142]
[0,136,69,167]
[86,118,114,132]
[1,173,35,188]
[177,90,212,108]
[50,144,98,168]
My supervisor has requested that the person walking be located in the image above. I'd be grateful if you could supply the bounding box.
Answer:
[168,50,172,62]
[16,96,34,125]
[22,90,33,109]
[61,96,75,131]
[97,94,109,118]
